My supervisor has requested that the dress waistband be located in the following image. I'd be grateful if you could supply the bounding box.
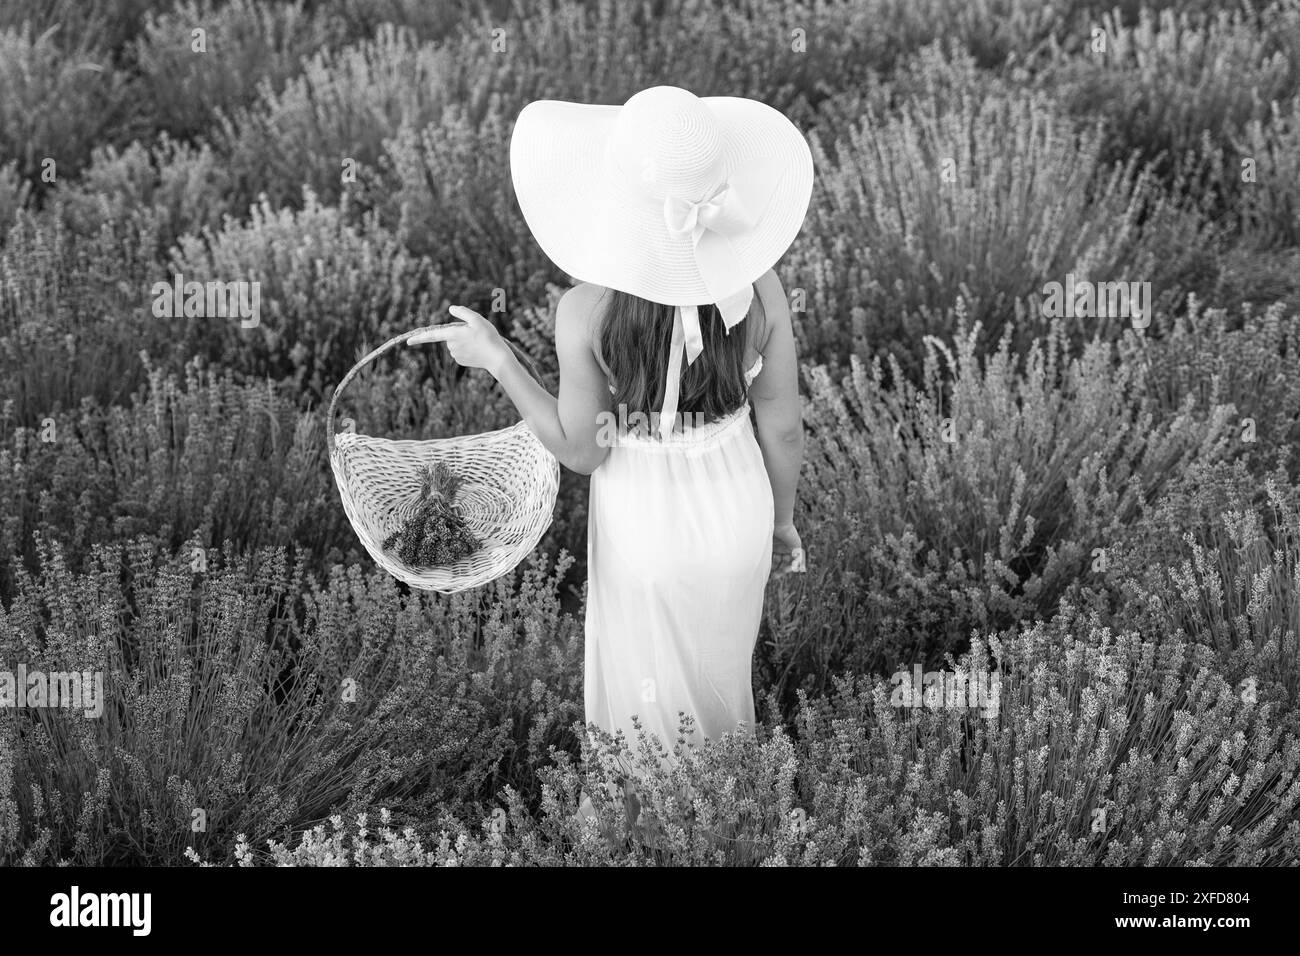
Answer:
[601,402,752,455]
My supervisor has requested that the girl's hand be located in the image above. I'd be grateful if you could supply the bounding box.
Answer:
[408,305,509,376]
[772,522,806,577]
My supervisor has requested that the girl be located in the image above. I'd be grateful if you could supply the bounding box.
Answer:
[413,85,812,826]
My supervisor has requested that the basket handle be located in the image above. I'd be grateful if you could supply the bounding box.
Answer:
[326,326,547,453]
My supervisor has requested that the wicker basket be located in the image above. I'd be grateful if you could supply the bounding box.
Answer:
[326,328,560,593]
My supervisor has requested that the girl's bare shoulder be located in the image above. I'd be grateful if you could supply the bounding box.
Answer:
[754,268,787,315]
[557,283,613,374]
[562,281,610,309]
[558,282,613,335]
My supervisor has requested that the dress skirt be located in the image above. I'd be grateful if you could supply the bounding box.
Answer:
[583,401,775,771]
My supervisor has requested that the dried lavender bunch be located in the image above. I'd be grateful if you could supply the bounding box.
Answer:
[383,461,481,567]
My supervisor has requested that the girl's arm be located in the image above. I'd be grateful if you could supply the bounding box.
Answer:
[490,287,612,474]
[748,269,804,531]
[414,292,612,475]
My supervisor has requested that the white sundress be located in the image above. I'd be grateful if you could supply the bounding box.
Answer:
[584,355,774,775]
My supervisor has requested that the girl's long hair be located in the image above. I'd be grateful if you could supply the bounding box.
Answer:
[595,287,751,425]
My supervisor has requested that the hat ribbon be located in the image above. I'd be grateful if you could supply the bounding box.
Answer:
[655,158,784,439]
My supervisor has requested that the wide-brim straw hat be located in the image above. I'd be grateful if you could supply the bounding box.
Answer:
[509,85,814,438]
[510,85,814,308]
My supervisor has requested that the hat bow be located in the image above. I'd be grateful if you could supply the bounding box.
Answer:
[653,157,784,439]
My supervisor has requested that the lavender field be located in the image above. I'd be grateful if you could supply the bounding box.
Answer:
[1,0,1299,867]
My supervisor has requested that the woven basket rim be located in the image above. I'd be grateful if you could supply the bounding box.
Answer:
[332,419,535,451]
[325,326,560,593]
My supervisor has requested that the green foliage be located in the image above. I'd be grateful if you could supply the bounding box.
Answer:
[0,360,347,601]
[168,188,441,394]
[0,161,31,230]
[135,0,350,141]
[1050,2,1300,185]
[1230,98,1300,248]
[0,0,177,57]
[789,66,1219,373]
[0,541,581,865]
[773,317,1237,692]
[191,620,1300,866]
[326,0,498,44]
[0,351,591,607]
[54,135,235,250]
[1095,461,1300,714]
[214,0,999,216]
[0,210,166,424]
[1136,299,1300,471]
[367,110,555,310]
[0,24,133,190]
[214,24,459,211]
